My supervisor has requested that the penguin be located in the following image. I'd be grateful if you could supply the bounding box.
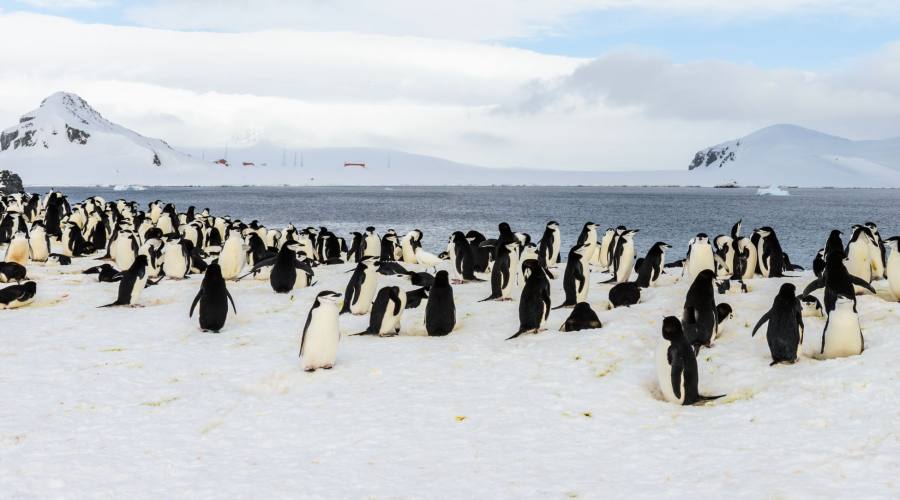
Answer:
[736,234,757,279]
[574,222,598,268]
[82,263,122,283]
[553,244,589,309]
[447,231,481,283]
[802,250,875,313]
[845,225,874,291]
[4,231,30,266]
[608,282,640,308]
[685,233,715,280]
[0,281,37,309]
[99,255,149,307]
[559,302,602,332]
[340,256,379,315]
[799,295,824,318]
[507,260,552,340]
[682,269,719,352]
[425,270,456,336]
[713,234,735,278]
[537,221,561,268]
[655,316,724,406]
[189,263,237,333]
[611,229,638,283]
[162,238,192,279]
[597,228,615,270]
[812,248,826,278]
[782,253,804,272]
[408,271,435,290]
[353,286,407,337]
[377,261,412,277]
[139,238,165,278]
[817,294,864,359]
[864,222,886,279]
[754,227,786,278]
[716,303,733,331]
[362,226,380,258]
[28,221,50,263]
[265,243,315,293]
[218,230,245,280]
[380,232,398,262]
[0,262,27,283]
[752,283,804,366]
[824,229,844,259]
[300,290,343,371]
[400,230,422,264]
[114,231,139,271]
[346,232,364,263]
[605,226,628,272]
[466,230,491,273]
[886,236,900,300]
[480,242,519,302]
[405,287,429,309]
[634,242,671,288]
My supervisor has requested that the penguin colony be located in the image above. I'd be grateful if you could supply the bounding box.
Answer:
[1,191,897,399]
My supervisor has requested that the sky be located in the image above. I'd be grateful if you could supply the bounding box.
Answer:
[1,0,900,171]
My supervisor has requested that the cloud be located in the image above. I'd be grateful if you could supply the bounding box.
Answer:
[16,0,112,8]
[123,0,900,41]
[1,12,899,173]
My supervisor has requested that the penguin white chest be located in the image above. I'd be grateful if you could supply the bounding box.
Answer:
[887,252,900,300]
[351,270,378,314]
[655,340,684,404]
[846,241,872,288]
[5,238,29,265]
[616,244,635,283]
[820,310,863,359]
[688,245,714,278]
[302,311,341,369]
[219,238,245,280]
[115,239,135,270]
[364,235,380,257]
[29,231,49,262]
[162,247,188,278]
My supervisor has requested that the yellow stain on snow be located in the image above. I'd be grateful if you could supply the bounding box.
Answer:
[141,396,179,407]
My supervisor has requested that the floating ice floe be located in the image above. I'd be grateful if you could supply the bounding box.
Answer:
[756,185,790,196]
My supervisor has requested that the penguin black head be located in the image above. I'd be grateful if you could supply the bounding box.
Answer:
[547,221,559,228]
[716,303,733,325]
[654,242,672,250]
[434,270,450,287]
[314,290,343,307]
[885,236,900,251]
[18,281,37,295]
[662,316,684,342]
[776,282,797,299]
[366,226,376,233]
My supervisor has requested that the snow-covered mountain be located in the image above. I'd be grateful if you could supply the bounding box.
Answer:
[687,124,900,187]
[0,92,213,185]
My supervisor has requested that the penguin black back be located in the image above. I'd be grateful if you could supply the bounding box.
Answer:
[425,270,455,336]
[752,283,803,366]
[190,263,236,333]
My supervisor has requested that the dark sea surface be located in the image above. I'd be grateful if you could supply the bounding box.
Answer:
[31,186,899,267]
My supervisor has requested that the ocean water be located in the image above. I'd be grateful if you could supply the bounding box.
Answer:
[33,186,899,267]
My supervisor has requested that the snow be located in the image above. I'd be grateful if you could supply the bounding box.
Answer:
[2,235,900,497]
[756,185,790,196]
[689,124,900,188]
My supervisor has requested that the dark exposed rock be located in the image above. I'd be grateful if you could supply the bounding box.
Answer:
[0,170,24,194]
[0,130,17,151]
[152,153,161,166]
[14,130,35,149]
[688,144,737,170]
[66,125,90,145]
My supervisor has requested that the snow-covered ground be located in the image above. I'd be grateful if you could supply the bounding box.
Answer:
[2,241,899,498]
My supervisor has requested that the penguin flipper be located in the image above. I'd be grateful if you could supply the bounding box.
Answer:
[189,290,202,317]
[751,310,771,337]
[692,394,726,405]
[801,277,825,297]
[506,330,525,340]
[226,289,237,314]
[849,275,876,294]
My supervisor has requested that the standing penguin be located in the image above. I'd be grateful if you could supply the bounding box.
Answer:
[752,283,804,366]
[611,229,638,283]
[28,221,50,263]
[362,226,381,258]
[99,255,150,307]
[655,316,724,405]
[634,242,671,288]
[575,222,599,268]
[597,228,616,271]
[218,230,246,280]
[341,257,379,315]
[554,244,589,309]
[4,231,30,266]
[845,225,874,291]
[425,270,456,336]
[380,232,399,262]
[802,250,875,313]
[162,238,192,279]
[812,248,826,278]
[400,230,422,264]
[537,221,561,269]
[447,231,481,283]
[817,295,864,359]
[682,269,719,352]
[754,227,786,277]
[189,263,237,333]
[864,222,886,280]
[685,233,715,280]
[353,286,408,337]
[249,243,317,293]
[507,260,552,339]
[300,291,343,371]
[480,242,519,302]
[885,236,900,300]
